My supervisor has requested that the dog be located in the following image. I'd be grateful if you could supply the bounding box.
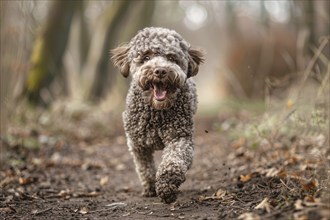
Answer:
[111,27,204,203]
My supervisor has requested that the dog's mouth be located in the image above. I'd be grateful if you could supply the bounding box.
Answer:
[152,81,167,101]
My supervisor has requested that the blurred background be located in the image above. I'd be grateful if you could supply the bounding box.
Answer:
[1,2,329,217]
[0,0,329,141]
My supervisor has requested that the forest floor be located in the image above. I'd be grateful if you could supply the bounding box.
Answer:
[0,101,329,220]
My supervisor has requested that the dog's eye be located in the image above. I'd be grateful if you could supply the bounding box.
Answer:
[142,55,150,63]
[167,56,177,63]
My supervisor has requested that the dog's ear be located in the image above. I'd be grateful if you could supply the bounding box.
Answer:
[187,48,205,78]
[111,44,130,77]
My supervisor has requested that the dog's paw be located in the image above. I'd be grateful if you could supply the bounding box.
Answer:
[155,167,186,203]
[155,181,179,204]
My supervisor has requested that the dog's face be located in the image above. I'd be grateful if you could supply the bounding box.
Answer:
[112,27,204,110]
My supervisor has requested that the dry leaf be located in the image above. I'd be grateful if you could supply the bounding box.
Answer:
[58,189,71,198]
[238,212,261,220]
[115,163,126,171]
[19,177,33,185]
[287,155,299,165]
[199,189,230,202]
[304,195,315,203]
[301,179,318,191]
[79,207,89,214]
[287,99,293,109]
[277,168,287,178]
[294,214,308,220]
[303,196,320,207]
[215,188,227,198]
[232,138,246,149]
[100,176,109,186]
[198,195,216,201]
[265,168,278,177]
[294,199,304,210]
[87,191,100,197]
[178,214,185,219]
[198,195,208,202]
[240,174,252,182]
[255,197,272,213]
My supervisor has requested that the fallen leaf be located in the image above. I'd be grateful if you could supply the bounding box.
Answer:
[215,188,227,198]
[277,168,287,178]
[19,177,34,185]
[240,174,252,182]
[87,191,100,197]
[287,99,293,109]
[294,199,304,210]
[232,138,246,149]
[198,189,230,202]
[286,154,302,165]
[255,197,272,213]
[294,214,308,220]
[265,167,278,177]
[100,176,109,186]
[301,179,318,191]
[79,207,89,214]
[58,189,71,199]
[304,195,315,203]
[178,213,185,219]
[115,163,126,171]
[238,212,261,220]
[303,196,320,207]
[198,195,209,202]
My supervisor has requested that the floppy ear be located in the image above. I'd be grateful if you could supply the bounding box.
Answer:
[111,44,130,77]
[187,48,205,78]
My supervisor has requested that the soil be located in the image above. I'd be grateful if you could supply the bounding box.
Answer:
[0,116,329,220]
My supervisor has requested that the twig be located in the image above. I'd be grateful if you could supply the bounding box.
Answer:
[297,37,329,99]
[88,207,121,213]
[317,64,330,98]
[230,205,249,211]
[33,207,52,215]
[280,179,293,191]
[88,203,127,213]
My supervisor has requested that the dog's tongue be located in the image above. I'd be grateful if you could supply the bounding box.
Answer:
[153,83,167,101]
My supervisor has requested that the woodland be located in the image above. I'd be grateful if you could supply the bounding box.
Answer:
[0,1,329,219]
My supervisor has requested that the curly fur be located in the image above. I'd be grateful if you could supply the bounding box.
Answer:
[111,27,204,203]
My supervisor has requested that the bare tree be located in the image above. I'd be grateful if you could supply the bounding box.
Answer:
[22,0,155,105]
[83,0,155,101]
[24,0,77,105]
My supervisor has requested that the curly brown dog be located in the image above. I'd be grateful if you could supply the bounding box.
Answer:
[111,27,204,203]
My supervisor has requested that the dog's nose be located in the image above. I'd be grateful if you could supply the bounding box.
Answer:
[154,67,167,77]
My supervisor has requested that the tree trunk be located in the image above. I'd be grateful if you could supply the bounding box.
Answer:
[83,0,155,101]
[0,1,7,138]
[25,0,77,105]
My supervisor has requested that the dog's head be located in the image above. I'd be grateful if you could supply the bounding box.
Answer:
[111,27,204,110]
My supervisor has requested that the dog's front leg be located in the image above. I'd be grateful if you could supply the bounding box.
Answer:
[127,137,157,197]
[155,137,194,203]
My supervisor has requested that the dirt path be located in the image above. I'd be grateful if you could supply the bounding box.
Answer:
[1,117,328,219]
